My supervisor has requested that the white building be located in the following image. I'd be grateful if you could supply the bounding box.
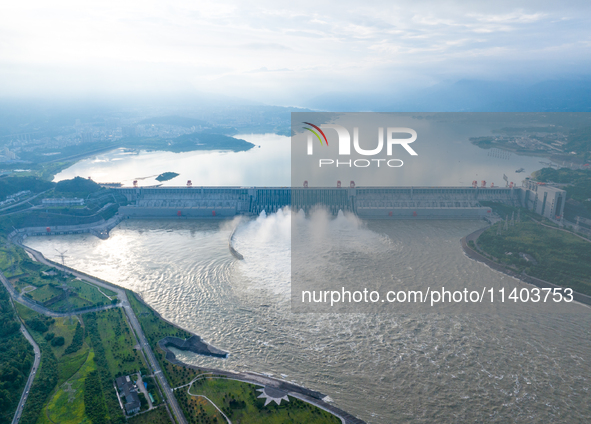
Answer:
[522,179,565,221]
[42,198,85,206]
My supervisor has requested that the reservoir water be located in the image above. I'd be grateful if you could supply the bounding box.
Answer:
[54,131,558,187]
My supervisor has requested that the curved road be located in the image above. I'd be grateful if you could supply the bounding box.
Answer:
[10,305,40,424]
[9,240,365,424]
[6,242,188,424]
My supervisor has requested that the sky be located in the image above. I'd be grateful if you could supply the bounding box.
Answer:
[1,0,591,105]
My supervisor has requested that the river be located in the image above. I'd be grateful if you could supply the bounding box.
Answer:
[33,130,591,423]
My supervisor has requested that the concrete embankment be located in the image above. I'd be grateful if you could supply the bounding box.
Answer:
[132,292,365,424]
[461,227,591,306]
[228,226,243,260]
[9,214,125,241]
[159,335,228,359]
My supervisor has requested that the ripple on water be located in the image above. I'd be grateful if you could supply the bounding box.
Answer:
[24,215,591,424]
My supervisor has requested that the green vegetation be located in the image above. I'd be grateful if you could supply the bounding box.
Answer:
[165,133,254,152]
[19,342,58,424]
[84,312,127,424]
[26,284,62,304]
[0,175,127,234]
[54,176,101,196]
[16,303,144,424]
[126,406,171,424]
[142,376,162,405]
[0,285,34,424]
[42,349,96,424]
[126,291,199,387]
[93,308,147,377]
[0,176,53,200]
[64,322,84,355]
[67,278,114,304]
[15,307,76,424]
[477,220,591,296]
[0,241,112,313]
[19,132,253,167]
[84,370,108,424]
[51,336,65,347]
[156,172,179,182]
[182,377,341,424]
[563,126,591,162]
[175,389,225,424]
[470,123,591,162]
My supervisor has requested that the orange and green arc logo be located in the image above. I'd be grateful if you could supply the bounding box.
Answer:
[303,122,328,146]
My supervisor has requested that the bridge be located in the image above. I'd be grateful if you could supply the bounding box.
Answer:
[115,185,529,220]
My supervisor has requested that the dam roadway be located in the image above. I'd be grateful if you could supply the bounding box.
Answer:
[115,185,522,219]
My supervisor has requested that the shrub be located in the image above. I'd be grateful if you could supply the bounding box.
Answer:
[51,336,65,347]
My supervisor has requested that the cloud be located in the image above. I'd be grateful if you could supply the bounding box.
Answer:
[0,0,589,104]
[240,43,293,50]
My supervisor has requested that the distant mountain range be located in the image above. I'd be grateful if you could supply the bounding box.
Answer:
[303,78,591,112]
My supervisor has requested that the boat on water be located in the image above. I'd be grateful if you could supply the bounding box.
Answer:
[515,168,525,173]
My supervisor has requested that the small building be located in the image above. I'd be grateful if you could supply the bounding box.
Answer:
[42,197,85,206]
[116,375,141,415]
[115,375,130,391]
[7,190,30,199]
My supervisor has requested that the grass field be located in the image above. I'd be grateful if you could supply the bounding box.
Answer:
[27,284,62,303]
[49,295,94,312]
[68,278,114,303]
[15,303,80,359]
[125,405,172,424]
[186,377,341,424]
[478,220,591,295]
[0,240,114,311]
[95,308,147,377]
[41,349,97,424]
[15,303,138,424]
[175,389,226,424]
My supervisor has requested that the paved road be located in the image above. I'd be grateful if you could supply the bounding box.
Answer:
[10,310,41,424]
[11,242,364,424]
[135,373,153,410]
[0,190,51,215]
[6,242,188,424]
[123,301,187,424]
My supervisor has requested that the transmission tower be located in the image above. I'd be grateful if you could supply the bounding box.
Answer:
[55,249,73,322]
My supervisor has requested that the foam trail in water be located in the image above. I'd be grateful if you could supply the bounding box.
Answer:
[232,208,292,296]
[232,208,390,297]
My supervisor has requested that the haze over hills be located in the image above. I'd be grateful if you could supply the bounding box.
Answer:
[1,77,591,140]
[303,78,591,112]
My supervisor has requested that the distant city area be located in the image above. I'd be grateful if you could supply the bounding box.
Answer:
[0,105,295,166]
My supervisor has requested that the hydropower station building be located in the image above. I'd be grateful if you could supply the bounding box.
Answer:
[115,181,566,221]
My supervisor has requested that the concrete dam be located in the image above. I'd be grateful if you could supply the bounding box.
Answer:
[116,186,525,220]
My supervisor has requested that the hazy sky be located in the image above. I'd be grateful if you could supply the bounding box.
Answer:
[1,0,590,104]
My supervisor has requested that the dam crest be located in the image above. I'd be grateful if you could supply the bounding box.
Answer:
[113,184,556,220]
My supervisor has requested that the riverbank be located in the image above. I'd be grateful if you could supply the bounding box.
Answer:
[127,289,364,423]
[461,226,591,306]
[11,238,365,424]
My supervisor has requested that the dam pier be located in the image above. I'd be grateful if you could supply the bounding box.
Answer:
[114,183,564,221]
